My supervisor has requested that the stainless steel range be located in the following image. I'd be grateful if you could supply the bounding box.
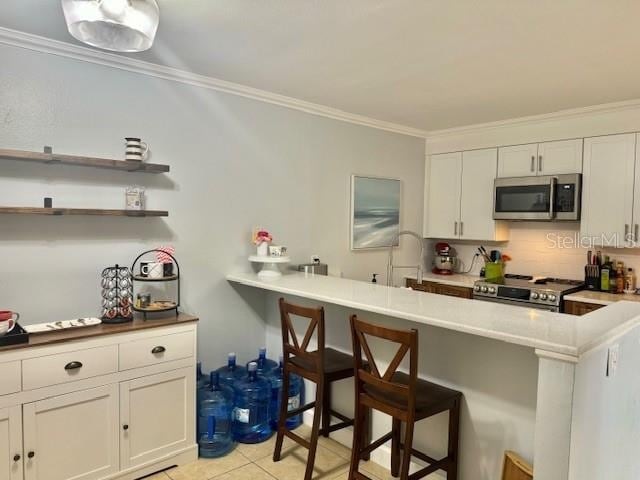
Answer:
[473,274,584,312]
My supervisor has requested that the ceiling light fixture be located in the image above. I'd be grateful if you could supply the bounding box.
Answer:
[61,0,159,52]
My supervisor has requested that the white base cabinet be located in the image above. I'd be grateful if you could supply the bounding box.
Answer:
[0,406,22,480]
[120,368,194,470]
[23,385,119,480]
[0,321,198,480]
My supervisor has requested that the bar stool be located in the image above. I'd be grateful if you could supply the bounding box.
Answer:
[348,315,462,480]
[273,298,368,480]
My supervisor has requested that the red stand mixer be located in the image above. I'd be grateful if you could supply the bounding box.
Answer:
[432,242,458,275]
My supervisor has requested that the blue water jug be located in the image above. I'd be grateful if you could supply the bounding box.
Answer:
[198,372,235,458]
[232,362,272,443]
[270,356,304,430]
[216,352,247,386]
[196,363,210,426]
[249,347,278,377]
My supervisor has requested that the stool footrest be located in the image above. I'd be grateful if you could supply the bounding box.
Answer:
[283,429,311,449]
[328,409,351,423]
[352,471,374,480]
[286,401,316,418]
[360,431,393,457]
[408,460,446,480]
[324,420,354,434]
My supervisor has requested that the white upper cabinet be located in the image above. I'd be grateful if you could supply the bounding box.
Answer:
[425,152,462,239]
[581,133,636,247]
[537,139,583,175]
[498,139,583,177]
[425,149,508,241]
[460,149,507,241]
[497,143,538,177]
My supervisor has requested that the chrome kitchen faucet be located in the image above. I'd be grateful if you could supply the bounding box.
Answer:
[386,230,424,287]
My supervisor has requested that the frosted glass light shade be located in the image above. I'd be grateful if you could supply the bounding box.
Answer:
[62,0,159,52]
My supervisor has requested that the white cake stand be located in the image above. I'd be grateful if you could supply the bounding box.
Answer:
[249,255,291,279]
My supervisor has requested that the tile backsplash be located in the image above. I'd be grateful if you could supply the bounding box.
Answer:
[428,222,640,280]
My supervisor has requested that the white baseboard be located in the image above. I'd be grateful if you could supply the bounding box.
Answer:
[303,411,446,480]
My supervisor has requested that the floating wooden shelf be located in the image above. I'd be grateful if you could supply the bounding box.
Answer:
[0,148,170,173]
[0,207,168,217]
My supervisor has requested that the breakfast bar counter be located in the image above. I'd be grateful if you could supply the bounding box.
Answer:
[227,272,640,480]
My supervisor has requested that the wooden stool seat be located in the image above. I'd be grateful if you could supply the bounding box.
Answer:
[363,372,461,419]
[290,347,361,378]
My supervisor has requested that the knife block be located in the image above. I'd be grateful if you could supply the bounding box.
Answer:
[584,265,600,290]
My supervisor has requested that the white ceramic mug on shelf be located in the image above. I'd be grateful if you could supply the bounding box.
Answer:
[125,137,149,161]
[141,262,163,279]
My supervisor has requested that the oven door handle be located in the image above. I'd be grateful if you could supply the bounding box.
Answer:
[548,176,557,220]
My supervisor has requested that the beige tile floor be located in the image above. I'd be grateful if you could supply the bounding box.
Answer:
[144,426,393,480]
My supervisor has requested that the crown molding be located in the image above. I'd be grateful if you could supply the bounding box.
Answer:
[426,98,640,139]
[0,27,427,139]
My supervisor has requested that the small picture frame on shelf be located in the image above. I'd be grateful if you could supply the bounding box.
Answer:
[125,185,145,210]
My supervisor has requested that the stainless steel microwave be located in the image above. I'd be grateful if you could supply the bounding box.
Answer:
[493,174,581,221]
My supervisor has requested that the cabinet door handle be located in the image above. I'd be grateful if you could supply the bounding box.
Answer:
[151,346,166,354]
[538,155,542,172]
[531,155,535,172]
[27,451,35,459]
[123,424,129,431]
[460,221,464,236]
[454,221,458,236]
[64,361,83,370]
[13,454,21,462]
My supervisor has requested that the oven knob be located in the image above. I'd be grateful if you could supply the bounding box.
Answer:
[488,287,496,294]
[481,286,488,293]
[531,292,539,299]
[474,285,481,292]
[549,294,557,302]
[540,293,548,300]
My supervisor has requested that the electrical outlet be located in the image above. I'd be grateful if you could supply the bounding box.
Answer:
[606,344,619,377]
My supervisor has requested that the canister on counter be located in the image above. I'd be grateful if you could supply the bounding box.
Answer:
[136,293,151,308]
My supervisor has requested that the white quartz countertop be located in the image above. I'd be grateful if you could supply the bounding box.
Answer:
[564,290,640,306]
[405,272,479,288]
[227,272,640,358]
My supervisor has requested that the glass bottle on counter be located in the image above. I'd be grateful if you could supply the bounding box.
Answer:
[232,362,272,443]
[600,256,611,292]
[198,372,235,458]
[616,262,625,294]
[625,268,636,293]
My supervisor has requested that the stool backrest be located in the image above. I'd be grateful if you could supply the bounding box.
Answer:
[279,297,325,373]
[350,315,418,415]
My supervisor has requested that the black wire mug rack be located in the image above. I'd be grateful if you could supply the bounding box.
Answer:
[131,249,181,319]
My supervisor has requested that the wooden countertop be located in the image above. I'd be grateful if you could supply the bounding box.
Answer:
[0,313,198,353]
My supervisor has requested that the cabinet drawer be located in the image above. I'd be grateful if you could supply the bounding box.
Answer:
[119,331,194,371]
[22,345,118,391]
[0,361,21,396]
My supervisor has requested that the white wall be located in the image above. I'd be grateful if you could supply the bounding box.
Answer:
[0,43,425,370]
[425,103,640,280]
